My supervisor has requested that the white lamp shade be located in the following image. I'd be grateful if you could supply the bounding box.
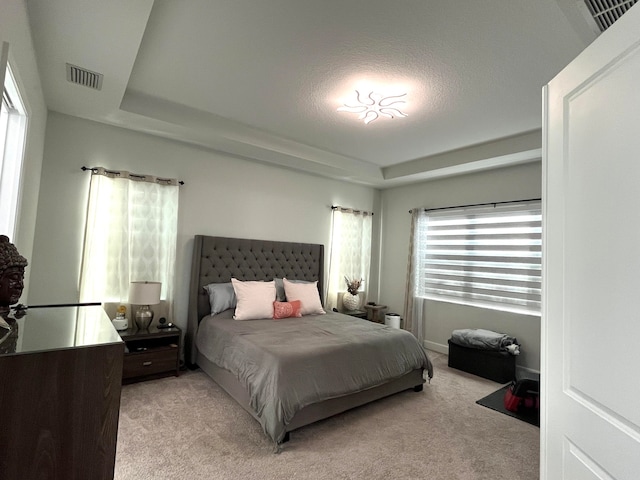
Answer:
[128,281,161,305]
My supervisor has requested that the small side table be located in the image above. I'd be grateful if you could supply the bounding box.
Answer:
[119,325,181,384]
[363,304,388,323]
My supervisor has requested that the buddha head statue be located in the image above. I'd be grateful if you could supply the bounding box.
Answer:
[0,235,28,315]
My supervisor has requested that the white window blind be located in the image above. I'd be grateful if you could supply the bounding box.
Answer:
[415,201,542,315]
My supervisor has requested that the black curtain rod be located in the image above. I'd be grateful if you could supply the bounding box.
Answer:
[81,166,185,186]
[331,205,374,216]
[409,197,541,214]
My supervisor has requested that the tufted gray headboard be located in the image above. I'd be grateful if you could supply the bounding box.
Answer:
[186,235,325,365]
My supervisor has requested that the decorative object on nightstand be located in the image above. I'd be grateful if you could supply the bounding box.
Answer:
[112,304,129,331]
[342,276,362,311]
[156,316,175,329]
[129,281,161,330]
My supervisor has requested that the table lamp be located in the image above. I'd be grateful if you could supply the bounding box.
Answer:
[128,281,161,330]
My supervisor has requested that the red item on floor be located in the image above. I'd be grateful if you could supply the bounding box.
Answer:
[504,379,539,413]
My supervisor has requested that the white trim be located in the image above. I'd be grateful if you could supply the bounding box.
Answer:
[540,82,550,480]
[0,43,8,103]
[0,57,28,241]
[423,340,448,354]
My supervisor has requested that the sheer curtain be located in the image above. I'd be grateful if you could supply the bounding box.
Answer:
[79,168,179,317]
[326,207,372,311]
[403,208,428,340]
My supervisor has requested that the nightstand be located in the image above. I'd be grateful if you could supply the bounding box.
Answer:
[119,325,181,384]
[335,308,368,319]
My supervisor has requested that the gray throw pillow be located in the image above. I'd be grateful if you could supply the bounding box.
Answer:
[274,277,314,302]
[274,278,286,302]
[203,282,237,315]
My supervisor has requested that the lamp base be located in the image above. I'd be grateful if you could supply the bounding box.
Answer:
[134,305,154,330]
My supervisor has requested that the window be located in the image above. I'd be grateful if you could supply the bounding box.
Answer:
[326,207,372,310]
[79,168,179,313]
[0,63,27,239]
[414,201,542,315]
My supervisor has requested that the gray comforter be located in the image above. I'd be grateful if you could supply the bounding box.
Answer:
[196,310,432,444]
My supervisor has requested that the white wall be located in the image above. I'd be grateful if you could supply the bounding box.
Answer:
[379,162,542,372]
[1,0,48,301]
[28,112,379,330]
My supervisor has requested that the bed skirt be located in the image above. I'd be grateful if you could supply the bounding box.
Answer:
[196,351,424,436]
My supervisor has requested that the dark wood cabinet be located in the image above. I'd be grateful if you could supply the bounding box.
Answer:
[119,325,181,383]
[0,305,124,480]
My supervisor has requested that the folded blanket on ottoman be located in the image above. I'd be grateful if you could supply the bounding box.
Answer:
[451,328,519,354]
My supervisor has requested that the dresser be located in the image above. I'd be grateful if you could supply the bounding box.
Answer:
[0,305,124,480]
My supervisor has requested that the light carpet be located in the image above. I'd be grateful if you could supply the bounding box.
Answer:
[115,352,539,480]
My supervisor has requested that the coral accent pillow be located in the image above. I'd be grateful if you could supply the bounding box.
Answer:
[231,278,276,320]
[273,300,302,319]
[283,278,325,316]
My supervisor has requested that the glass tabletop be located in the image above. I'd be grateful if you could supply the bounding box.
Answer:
[0,304,122,356]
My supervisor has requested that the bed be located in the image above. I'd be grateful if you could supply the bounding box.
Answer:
[186,235,433,448]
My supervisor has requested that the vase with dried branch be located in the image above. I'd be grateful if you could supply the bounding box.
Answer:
[342,276,362,311]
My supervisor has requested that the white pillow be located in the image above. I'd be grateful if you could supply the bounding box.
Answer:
[231,278,276,320]
[283,278,325,316]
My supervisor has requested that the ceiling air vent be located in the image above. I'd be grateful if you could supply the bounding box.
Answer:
[584,0,638,31]
[66,63,103,91]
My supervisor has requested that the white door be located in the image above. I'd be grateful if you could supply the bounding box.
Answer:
[542,4,640,479]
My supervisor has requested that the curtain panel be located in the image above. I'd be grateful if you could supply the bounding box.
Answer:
[79,168,179,317]
[326,208,372,311]
[403,208,427,340]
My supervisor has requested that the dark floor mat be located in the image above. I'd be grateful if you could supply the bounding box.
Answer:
[476,384,539,427]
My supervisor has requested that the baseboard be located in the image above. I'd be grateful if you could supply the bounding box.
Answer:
[424,340,448,354]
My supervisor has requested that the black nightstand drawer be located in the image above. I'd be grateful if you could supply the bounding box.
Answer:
[123,347,178,379]
[119,325,181,383]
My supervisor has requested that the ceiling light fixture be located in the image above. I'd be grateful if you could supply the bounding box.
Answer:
[338,90,408,124]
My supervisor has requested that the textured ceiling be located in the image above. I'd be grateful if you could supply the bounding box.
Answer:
[25,0,600,187]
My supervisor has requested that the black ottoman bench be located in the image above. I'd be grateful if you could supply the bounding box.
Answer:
[448,339,516,383]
